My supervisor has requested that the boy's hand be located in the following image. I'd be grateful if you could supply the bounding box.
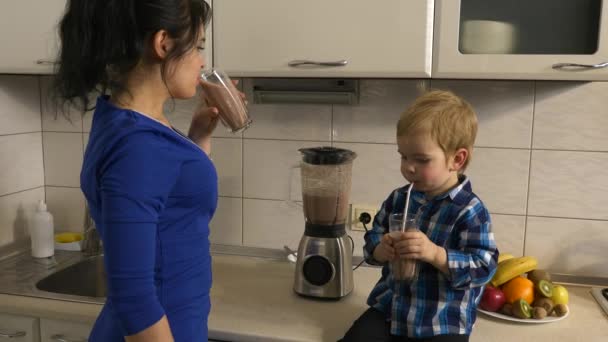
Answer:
[373,234,396,263]
[393,230,439,264]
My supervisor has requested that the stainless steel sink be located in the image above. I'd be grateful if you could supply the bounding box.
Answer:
[36,255,107,298]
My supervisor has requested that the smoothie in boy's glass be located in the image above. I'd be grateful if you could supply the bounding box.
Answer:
[200,69,251,133]
[389,213,418,282]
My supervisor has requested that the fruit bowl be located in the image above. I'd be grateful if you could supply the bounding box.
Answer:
[478,307,569,324]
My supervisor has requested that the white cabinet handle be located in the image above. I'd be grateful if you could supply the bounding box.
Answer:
[35,59,56,65]
[50,334,87,342]
[288,59,348,67]
[0,329,26,338]
[552,62,608,70]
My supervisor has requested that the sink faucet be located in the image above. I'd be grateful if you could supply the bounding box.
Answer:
[81,204,102,256]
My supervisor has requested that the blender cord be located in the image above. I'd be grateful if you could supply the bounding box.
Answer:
[347,234,355,254]
[351,222,368,271]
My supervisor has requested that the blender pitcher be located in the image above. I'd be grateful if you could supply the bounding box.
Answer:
[299,147,356,228]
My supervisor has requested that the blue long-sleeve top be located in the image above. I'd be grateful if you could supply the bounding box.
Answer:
[82,96,217,341]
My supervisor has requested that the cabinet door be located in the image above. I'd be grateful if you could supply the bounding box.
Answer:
[39,319,91,342]
[0,0,66,74]
[434,0,608,80]
[0,313,39,342]
[204,0,214,69]
[213,0,433,77]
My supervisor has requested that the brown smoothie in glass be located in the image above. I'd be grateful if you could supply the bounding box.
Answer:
[390,227,418,281]
[200,80,249,132]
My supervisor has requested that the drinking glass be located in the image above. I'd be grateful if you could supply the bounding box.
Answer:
[200,69,252,133]
[388,213,419,282]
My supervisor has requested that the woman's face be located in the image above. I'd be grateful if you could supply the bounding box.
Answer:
[165,27,207,99]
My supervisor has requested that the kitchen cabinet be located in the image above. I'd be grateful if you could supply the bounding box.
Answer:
[433,0,608,80]
[39,318,91,342]
[0,0,213,75]
[0,313,92,342]
[0,313,40,342]
[0,0,66,74]
[203,0,214,70]
[212,0,434,78]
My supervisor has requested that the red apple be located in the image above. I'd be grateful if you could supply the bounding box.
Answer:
[480,286,506,312]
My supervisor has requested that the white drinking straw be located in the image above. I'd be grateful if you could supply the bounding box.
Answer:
[401,182,414,232]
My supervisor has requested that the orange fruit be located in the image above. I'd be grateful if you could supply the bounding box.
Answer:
[501,276,535,305]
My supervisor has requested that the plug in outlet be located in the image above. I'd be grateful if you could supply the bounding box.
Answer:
[350,204,377,231]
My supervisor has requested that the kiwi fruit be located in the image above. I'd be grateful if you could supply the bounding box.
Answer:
[533,297,554,313]
[528,269,551,284]
[533,307,548,319]
[500,303,513,316]
[553,304,569,317]
[536,279,554,298]
[512,299,532,319]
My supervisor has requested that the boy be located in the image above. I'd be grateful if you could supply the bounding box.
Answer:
[341,90,498,342]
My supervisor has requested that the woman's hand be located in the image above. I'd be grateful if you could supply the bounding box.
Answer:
[188,80,246,154]
[188,104,219,154]
[187,81,219,154]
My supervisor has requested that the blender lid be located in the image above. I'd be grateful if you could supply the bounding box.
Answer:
[299,146,356,165]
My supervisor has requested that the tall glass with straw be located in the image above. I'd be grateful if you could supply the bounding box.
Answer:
[388,183,419,282]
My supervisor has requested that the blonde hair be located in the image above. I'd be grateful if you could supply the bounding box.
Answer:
[397,89,478,171]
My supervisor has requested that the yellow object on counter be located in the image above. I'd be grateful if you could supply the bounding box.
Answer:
[54,232,83,243]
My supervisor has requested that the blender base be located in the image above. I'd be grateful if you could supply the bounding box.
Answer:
[293,234,354,299]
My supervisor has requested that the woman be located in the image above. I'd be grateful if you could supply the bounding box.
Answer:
[53,1,224,340]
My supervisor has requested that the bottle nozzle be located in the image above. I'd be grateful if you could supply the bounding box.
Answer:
[37,200,47,212]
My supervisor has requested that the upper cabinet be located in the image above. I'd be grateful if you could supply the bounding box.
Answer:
[0,0,212,75]
[434,0,608,80]
[212,0,434,78]
[2,0,607,81]
[0,0,66,74]
[204,0,213,70]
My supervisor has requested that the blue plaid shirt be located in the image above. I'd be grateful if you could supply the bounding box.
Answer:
[363,176,498,338]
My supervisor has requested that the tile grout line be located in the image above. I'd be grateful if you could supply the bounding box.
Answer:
[523,81,537,256]
[44,185,81,189]
[38,131,83,134]
[490,212,529,217]
[330,102,334,147]
[239,76,246,245]
[0,186,45,199]
[236,137,608,154]
[241,126,245,246]
[231,197,608,222]
[525,214,608,223]
[81,105,86,160]
[526,148,608,154]
[218,195,244,200]
[0,131,45,138]
[38,76,48,204]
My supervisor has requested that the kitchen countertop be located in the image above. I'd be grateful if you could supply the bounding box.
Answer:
[1,251,607,341]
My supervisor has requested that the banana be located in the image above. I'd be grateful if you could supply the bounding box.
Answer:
[491,256,538,287]
[498,253,515,264]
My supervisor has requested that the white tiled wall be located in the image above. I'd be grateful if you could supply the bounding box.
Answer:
[1,75,607,278]
[0,76,45,246]
[208,78,608,277]
[38,76,87,234]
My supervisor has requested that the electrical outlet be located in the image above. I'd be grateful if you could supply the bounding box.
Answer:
[350,204,377,231]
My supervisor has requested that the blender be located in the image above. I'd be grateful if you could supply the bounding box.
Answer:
[293,147,356,299]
